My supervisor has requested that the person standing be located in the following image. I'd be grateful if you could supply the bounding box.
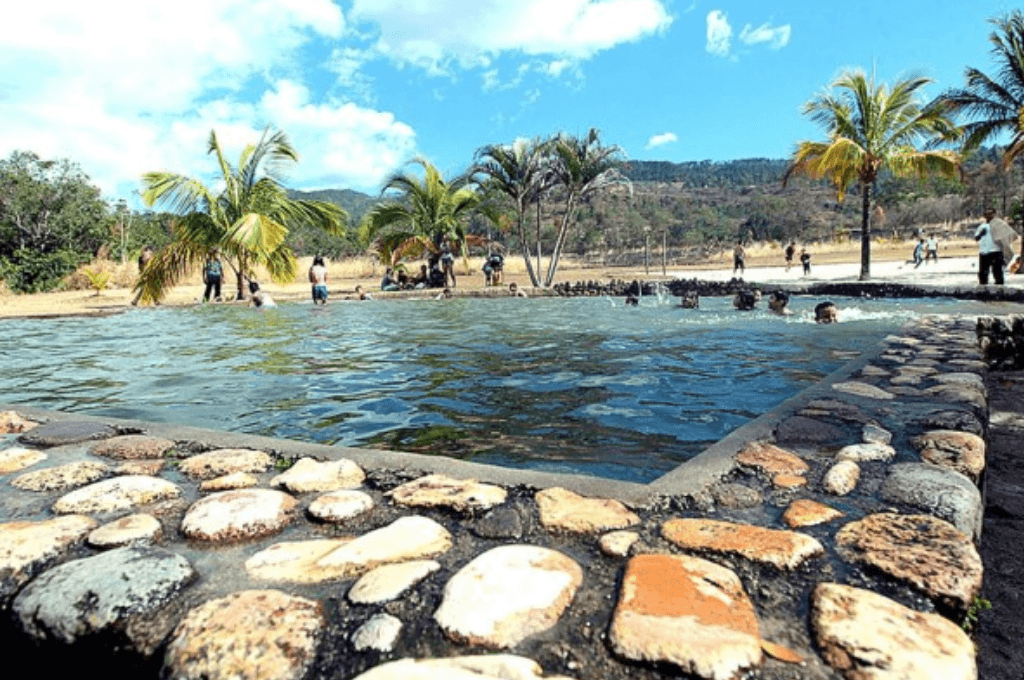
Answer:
[912,239,925,269]
[732,242,745,278]
[784,241,796,271]
[309,255,328,305]
[440,241,456,288]
[800,248,811,276]
[925,234,939,264]
[202,249,223,302]
[975,208,1007,285]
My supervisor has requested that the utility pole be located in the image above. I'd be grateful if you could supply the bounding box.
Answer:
[643,226,650,275]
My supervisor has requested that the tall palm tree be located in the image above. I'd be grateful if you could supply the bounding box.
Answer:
[546,129,628,287]
[472,138,553,287]
[361,158,491,270]
[784,70,958,280]
[135,128,346,303]
[938,10,1024,259]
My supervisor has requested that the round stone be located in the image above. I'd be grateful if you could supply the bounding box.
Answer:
[181,489,298,542]
[88,513,163,548]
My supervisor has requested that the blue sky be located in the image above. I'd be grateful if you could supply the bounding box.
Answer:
[1,0,1017,204]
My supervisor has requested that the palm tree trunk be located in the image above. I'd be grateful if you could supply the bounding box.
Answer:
[545,195,577,287]
[535,199,542,279]
[859,182,871,281]
[517,209,540,287]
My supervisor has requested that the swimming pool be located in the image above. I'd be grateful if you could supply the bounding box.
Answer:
[0,294,1008,482]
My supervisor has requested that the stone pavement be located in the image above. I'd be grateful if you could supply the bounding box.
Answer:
[0,314,1005,680]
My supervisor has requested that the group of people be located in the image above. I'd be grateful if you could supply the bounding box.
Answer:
[783,241,813,276]
[911,235,940,268]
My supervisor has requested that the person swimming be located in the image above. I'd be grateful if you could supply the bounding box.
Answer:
[248,281,277,308]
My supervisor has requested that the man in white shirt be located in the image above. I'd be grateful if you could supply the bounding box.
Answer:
[975,208,1007,285]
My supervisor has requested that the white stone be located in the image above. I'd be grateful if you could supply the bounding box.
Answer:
[0,447,46,474]
[832,382,894,400]
[52,475,181,515]
[350,655,576,680]
[307,490,374,523]
[836,442,896,462]
[181,489,297,542]
[88,513,162,548]
[388,474,507,512]
[271,457,365,493]
[434,545,582,649]
[352,614,403,652]
[348,560,441,604]
[823,460,860,496]
[317,516,452,578]
[245,539,352,583]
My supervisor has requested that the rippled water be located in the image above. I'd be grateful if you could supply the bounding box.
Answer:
[0,294,1008,481]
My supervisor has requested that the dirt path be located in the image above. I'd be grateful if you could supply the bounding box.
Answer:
[976,371,1024,679]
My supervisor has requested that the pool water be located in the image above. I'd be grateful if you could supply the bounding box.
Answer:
[0,294,1005,482]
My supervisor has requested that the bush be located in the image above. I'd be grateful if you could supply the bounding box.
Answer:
[1,248,89,293]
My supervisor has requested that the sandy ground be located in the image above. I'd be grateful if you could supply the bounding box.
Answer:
[1,238,1020,319]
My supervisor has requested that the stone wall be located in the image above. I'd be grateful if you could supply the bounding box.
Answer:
[0,314,993,680]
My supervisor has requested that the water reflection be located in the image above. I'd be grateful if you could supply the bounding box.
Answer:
[0,295,1009,482]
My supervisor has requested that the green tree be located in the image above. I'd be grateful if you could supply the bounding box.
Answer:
[361,158,492,271]
[0,151,109,292]
[473,138,553,287]
[136,128,346,303]
[785,70,958,280]
[939,10,1024,259]
[546,129,628,287]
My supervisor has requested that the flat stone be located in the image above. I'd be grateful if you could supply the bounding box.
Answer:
[52,475,182,515]
[911,430,985,484]
[608,554,762,680]
[782,499,844,528]
[245,539,352,583]
[535,487,640,533]
[661,518,823,570]
[89,434,175,460]
[862,422,893,445]
[914,410,984,436]
[0,447,47,474]
[884,334,922,346]
[435,544,583,649]
[317,515,452,577]
[801,399,872,424]
[178,448,273,480]
[880,463,983,541]
[823,460,860,496]
[835,513,983,611]
[772,474,807,489]
[735,441,809,477]
[271,457,366,493]
[199,471,259,491]
[389,473,507,512]
[836,442,896,462]
[350,655,575,680]
[12,461,109,491]
[0,515,98,604]
[164,590,323,680]
[18,420,115,447]
[859,365,890,377]
[924,384,986,410]
[348,560,440,604]
[599,530,640,557]
[182,489,298,542]
[352,613,402,652]
[114,460,165,476]
[0,410,39,434]
[812,582,976,680]
[932,372,985,390]
[775,416,848,446]
[13,546,195,653]
[307,489,375,523]
[832,381,895,400]
[710,482,763,508]
[88,513,163,548]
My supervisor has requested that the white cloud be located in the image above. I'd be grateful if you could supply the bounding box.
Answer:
[349,0,673,74]
[645,132,678,149]
[706,10,732,57]
[0,0,415,197]
[739,22,791,49]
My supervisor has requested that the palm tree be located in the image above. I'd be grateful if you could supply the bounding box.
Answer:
[784,70,958,280]
[938,10,1024,260]
[546,129,628,287]
[135,128,346,303]
[473,138,553,287]
[361,158,492,271]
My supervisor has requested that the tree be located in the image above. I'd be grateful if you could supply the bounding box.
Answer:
[784,70,958,280]
[136,128,346,303]
[361,158,491,270]
[0,151,109,292]
[545,129,629,286]
[939,10,1024,260]
[472,138,553,287]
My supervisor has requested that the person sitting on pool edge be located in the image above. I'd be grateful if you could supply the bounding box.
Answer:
[248,281,277,309]
[508,282,528,298]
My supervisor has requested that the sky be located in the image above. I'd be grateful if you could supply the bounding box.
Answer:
[1,0,1019,206]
